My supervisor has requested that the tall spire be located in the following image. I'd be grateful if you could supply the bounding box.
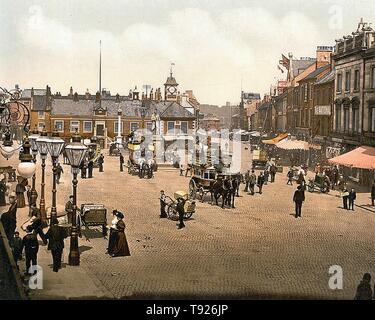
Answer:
[99,40,102,94]
[170,62,175,77]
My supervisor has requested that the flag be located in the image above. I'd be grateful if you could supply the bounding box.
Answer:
[279,54,290,69]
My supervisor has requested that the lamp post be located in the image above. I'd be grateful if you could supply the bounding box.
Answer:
[65,130,87,266]
[28,126,39,207]
[115,94,122,147]
[0,126,15,160]
[17,136,36,179]
[47,129,65,223]
[36,128,49,222]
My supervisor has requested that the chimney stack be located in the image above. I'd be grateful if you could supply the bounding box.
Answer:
[316,46,333,68]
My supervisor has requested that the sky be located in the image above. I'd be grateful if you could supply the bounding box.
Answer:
[1,0,375,106]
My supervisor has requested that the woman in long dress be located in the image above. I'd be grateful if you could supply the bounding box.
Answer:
[111,211,130,257]
[106,210,119,255]
[16,178,27,208]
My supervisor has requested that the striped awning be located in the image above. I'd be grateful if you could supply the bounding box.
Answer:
[328,146,375,169]
[262,133,289,145]
[276,139,309,150]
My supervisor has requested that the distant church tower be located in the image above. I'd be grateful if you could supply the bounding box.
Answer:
[164,63,179,101]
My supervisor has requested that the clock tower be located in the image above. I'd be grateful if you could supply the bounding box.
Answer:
[164,65,179,101]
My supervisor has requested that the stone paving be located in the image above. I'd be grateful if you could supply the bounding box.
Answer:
[2,144,375,299]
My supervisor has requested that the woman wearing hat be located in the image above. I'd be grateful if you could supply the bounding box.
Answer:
[111,211,130,257]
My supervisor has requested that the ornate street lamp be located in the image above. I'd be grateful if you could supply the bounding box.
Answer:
[17,136,36,179]
[47,128,65,223]
[65,130,87,266]
[28,126,39,207]
[1,127,15,160]
[36,128,49,222]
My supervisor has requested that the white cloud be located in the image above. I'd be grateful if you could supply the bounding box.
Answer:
[10,4,322,105]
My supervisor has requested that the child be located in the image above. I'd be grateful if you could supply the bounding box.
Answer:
[12,231,23,267]
[159,190,167,218]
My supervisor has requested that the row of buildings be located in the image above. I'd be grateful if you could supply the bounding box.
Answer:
[245,20,375,185]
[17,71,202,149]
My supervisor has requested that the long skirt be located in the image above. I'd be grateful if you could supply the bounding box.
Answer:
[17,193,25,208]
[0,192,6,206]
[107,229,118,254]
[112,231,130,257]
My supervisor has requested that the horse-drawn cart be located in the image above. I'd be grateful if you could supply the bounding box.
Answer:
[164,191,196,221]
[189,166,217,201]
[79,203,108,237]
[127,141,155,179]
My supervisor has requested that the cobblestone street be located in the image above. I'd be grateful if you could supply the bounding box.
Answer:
[2,144,375,299]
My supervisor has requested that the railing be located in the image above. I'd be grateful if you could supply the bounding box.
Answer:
[0,221,27,300]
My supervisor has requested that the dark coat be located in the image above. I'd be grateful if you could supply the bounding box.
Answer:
[371,185,375,198]
[257,175,265,186]
[1,202,18,236]
[45,225,67,251]
[22,232,39,255]
[354,281,373,300]
[293,190,305,203]
[349,191,356,201]
[0,181,6,206]
[119,155,124,164]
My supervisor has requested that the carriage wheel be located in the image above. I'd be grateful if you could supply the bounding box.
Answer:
[308,183,314,192]
[184,210,194,220]
[167,203,179,221]
[189,179,197,200]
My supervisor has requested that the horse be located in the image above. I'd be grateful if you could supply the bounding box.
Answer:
[210,178,230,209]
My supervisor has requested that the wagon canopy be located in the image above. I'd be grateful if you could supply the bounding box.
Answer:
[328,146,375,170]
[262,132,288,145]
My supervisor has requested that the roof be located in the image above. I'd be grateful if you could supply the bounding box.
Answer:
[50,98,195,119]
[164,74,178,86]
[21,89,46,98]
[292,59,316,77]
[304,64,330,80]
[202,114,220,121]
[315,70,335,85]
[33,95,47,111]
[328,146,375,169]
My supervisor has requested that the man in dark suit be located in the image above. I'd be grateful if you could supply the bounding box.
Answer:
[119,154,124,172]
[348,188,357,211]
[21,226,39,275]
[1,196,17,245]
[257,172,265,194]
[293,185,305,218]
[371,181,375,206]
[98,154,104,172]
[87,160,94,178]
[176,198,186,230]
[45,218,68,272]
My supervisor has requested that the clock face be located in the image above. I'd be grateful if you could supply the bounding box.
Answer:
[168,86,176,94]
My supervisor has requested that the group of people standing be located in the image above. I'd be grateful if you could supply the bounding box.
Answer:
[79,154,105,179]
[243,163,277,196]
